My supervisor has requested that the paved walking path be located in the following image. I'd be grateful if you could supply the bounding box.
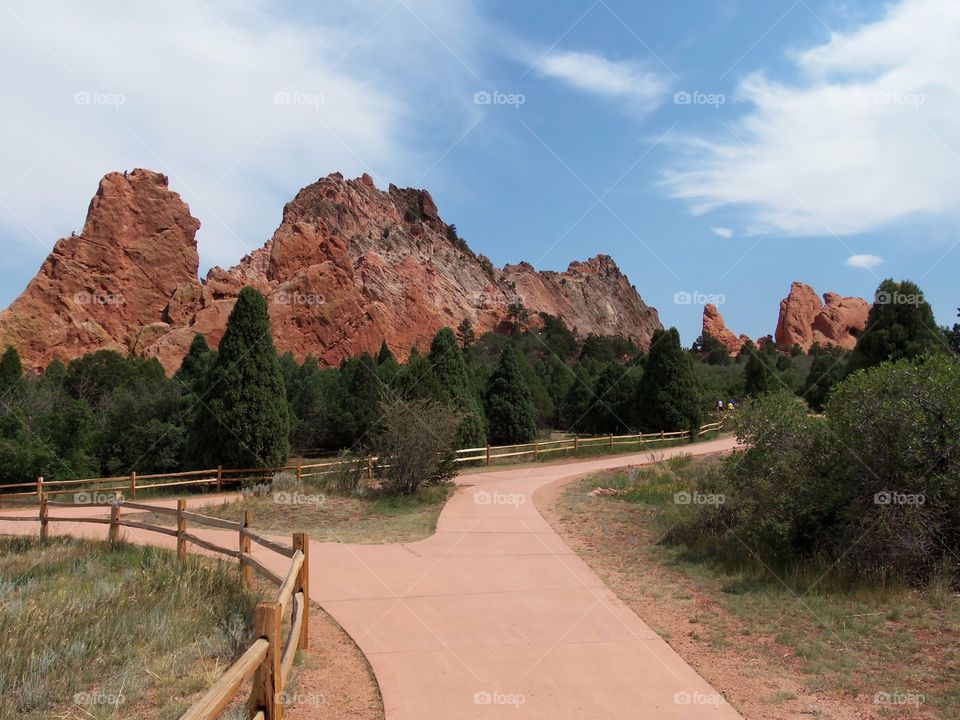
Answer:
[0,437,742,719]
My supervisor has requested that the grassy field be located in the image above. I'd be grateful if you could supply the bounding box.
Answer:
[548,454,959,719]
[0,536,258,720]
[147,480,456,544]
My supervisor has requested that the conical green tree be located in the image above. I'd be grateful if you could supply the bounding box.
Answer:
[174,333,215,396]
[376,340,400,385]
[191,287,290,468]
[429,327,487,447]
[635,328,702,435]
[743,340,775,397]
[0,346,23,394]
[484,344,537,445]
[848,279,944,372]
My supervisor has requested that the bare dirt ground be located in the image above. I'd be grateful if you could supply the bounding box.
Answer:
[535,465,938,720]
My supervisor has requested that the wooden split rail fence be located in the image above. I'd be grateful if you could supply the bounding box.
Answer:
[2,497,310,720]
[0,420,725,504]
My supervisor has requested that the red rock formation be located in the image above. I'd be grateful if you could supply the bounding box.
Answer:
[1,170,663,373]
[774,282,869,351]
[701,303,750,356]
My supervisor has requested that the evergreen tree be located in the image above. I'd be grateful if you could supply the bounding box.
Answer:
[743,340,775,396]
[635,328,702,434]
[392,350,445,403]
[484,344,537,445]
[949,308,960,355]
[376,341,400,385]
[560,364,596,432]
[456,319,476,349]
[0,346,23,394]
[588,362,636,434]
[174,333,215,396]
[336,353,383,446]
[537,355,574,426]
[377,340,396,366]
[429,327,487,447]
[848,279,944,372]
[191,287,290,468]
[802,347,845,411]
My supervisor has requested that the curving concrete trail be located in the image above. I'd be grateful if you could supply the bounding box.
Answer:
[0,436,741,719]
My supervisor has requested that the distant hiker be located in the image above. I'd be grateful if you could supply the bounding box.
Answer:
[727,400,735,412]
[716,400,724,415]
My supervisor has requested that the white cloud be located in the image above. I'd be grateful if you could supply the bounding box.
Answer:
[663,0,960,236]
[0,0,485,273]
[845,254,883,270]
[710,226,734,239]
[536,51,667,112]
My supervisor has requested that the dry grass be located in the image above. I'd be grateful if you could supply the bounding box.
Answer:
[0,536,258,720]
[545,456,960,720]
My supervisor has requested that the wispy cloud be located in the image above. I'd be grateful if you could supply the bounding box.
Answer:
[663,0,960,236]
[536,51,668,112]
[710,226,734,239]
[845,254,883,270]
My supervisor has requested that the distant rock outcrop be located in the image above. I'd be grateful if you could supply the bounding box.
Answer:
[702,303,751,356]
[0,170,663,373]
[774,282,870,351]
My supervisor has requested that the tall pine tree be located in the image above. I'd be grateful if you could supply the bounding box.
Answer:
[429,327,487,447]
[0,346,23,394]
[848,279,943,372]
[191,287,290,468]
[484,343,537,444]
[635,328,702,435]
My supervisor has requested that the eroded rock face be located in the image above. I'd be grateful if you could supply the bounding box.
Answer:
[1,170,663,373]
[774,282,869,351]
[702,303,748,356]
[0,169,202,370]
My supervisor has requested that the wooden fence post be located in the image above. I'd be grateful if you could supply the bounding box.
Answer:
[240,510,252,587]
[573,436,579,452]
[216,465,223,493]
[609,434,614,449]
[36,475,44,499]
[176,499,187,561]
[366,457,373,481]
[129,471,137,499]
[108,503,120,545]
[660,430,665,441]
[486,444,491,466]
[293,532,310,650]
[39,493,49,541]
[250,601,283,720]
[296,463,302,484]
[534,441,539,461]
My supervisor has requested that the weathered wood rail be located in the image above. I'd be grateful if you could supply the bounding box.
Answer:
[4,498,309,720]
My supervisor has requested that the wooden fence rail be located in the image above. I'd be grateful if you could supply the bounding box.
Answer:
[1,420,726,503]
[8,496,308,720]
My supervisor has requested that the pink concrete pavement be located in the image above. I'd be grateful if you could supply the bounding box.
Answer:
[0,436,742,719]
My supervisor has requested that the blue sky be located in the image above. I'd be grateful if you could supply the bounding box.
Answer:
[1,0,958,345]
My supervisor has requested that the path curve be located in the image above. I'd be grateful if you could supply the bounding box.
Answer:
[0,436,742,719]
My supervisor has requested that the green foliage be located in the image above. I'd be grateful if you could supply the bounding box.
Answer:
[0,346,23,393]
[174,333,215,397]
[671,356,960,585]
[802,347,845,411]
[456,318,476,349]
[371,398,460,495]
[636,328,702,434]
[333,353,383,447]
[848,279,944,372]
[192,287,290,468]
[429,327,487,447]
[743,340,777,396]
[483,344,537,445]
